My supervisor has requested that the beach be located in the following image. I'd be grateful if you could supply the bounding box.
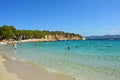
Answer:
[1,0,120,80]
[0,54,75,80]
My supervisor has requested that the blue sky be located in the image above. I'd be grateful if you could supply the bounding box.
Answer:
[0,0,120,36]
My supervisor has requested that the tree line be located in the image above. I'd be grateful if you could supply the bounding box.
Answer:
[0,25,82,40]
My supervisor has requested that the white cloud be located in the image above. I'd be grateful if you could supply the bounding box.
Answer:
[110,29,120,35]
[111,29,117,32]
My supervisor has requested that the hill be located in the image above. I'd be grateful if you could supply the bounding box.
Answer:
[0,25,83,41]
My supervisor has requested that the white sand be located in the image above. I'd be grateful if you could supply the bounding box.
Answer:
[0,56,22,80]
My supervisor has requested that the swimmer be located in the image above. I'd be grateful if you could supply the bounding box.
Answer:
[67,46,70,50]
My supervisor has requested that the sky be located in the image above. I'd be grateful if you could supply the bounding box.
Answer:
[0,0,120,36]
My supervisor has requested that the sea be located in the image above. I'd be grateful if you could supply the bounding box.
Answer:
[0,40,120,80]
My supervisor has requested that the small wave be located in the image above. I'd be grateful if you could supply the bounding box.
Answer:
[44,68,59,73]
[75,77,82,80]
[19,59,27,62]
[44,68,77,80]
[10,57,17,60]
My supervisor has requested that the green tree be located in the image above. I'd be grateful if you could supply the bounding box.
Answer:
[0,25,16,39]
[0,25,83,40]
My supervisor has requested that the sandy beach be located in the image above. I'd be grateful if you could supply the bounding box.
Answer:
[0,55,21,80]
[0,54,75,80]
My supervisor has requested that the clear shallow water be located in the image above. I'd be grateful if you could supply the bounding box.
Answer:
[0,40,120,80]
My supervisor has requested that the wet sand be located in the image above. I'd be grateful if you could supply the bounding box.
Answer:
[0,55,75,80]
[0,56,21,80]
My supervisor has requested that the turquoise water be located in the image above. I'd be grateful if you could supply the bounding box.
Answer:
[0,40,120,80]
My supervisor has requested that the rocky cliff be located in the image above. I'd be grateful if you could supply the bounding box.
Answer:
[47,34,82,41]
[21,34,83,42]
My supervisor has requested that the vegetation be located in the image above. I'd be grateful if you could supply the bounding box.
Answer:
[0,25,82,40]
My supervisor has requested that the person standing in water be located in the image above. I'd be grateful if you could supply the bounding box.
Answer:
[13,42,17,50]
[76,46,78,48]
[67,46,70,50]
[36,42,38,48]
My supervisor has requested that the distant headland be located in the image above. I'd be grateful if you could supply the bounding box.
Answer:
[0,25,83,43]
[86,35,120,40]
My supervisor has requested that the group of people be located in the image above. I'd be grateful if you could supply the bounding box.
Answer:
[6,41,17,50]
[11,41,77,51]
[67,45,78,51]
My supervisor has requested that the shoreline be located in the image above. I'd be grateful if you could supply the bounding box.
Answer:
[0,55,21,80]
[0,38,82,45]
[0,54,75,80]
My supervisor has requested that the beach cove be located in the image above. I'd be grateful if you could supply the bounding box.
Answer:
[1,0,120,79]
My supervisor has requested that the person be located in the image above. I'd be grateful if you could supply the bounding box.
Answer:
[13,42,17,50]
[36,42,38,48]
[67,46,70,50]
[76,46,78,48]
